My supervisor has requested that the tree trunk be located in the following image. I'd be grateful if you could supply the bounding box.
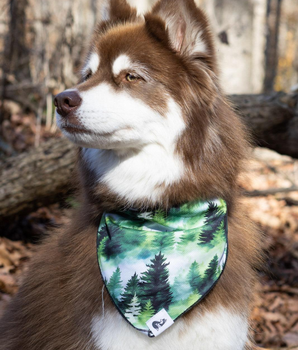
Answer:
[263,0,282,92]
[1,0,30,126]
[0,91,297,222]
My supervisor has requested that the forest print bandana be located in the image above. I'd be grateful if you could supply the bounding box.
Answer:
[97,199,228,337]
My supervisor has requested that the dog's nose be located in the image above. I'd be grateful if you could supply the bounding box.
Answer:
[54,90,82,117]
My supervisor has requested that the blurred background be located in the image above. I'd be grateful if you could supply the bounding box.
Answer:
[0,0,298,349]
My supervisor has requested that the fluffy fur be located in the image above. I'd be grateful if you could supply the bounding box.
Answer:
[0,0,261,349]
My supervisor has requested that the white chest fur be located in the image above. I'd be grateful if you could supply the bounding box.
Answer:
[83,142,184,205]
[90,307,248,350]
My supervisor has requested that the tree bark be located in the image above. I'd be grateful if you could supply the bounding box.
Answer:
[0,137,76,220]
[263,0,282,93]
[0,91,297,221]
[1,0,30,126]
[231,92,298,158]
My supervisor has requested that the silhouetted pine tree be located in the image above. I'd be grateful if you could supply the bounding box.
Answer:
[187,261,203,292]
[201,255,219,290]
[139,252,173,312]
[120,273,140,312]
[199,202,225,244]
[107,267,122,300]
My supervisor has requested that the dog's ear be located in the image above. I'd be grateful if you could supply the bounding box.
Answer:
[101,0,137,23]
[147,0,215,67]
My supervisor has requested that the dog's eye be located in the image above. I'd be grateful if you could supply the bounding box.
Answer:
[84,71,92,81]
[126,73,138,82]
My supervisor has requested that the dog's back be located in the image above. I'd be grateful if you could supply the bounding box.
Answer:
[0,0,261,349]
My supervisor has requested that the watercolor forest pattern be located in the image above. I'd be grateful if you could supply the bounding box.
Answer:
[97,199,228,331]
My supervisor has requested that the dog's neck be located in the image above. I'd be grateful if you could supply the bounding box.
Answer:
[81,142,184,208]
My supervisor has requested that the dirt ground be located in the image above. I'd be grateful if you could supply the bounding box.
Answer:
[0,146,298,349]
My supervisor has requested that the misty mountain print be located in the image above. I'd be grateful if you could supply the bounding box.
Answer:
[97,199,228,333]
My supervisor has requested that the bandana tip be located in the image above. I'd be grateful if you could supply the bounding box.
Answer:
[146,309,174,337]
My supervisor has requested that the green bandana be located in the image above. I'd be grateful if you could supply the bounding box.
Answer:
[97,199,228,337]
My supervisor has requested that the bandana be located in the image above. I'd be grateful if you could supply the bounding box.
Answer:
[97,199,228,337]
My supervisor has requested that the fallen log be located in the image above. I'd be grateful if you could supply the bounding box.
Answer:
[231,92,298,158]
[0,137,76,221]
[0,91,297,222]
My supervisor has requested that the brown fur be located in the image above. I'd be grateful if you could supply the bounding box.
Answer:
[0,0,261,349]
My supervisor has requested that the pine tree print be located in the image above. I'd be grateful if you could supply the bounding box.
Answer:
[120,227,147,252]
[210,220,226,247]
[138,300,155,325]
[178,230,197,248]
[124,293,142,324]
[201,255,219,290]
[139,252,173,312]
[120,273,140,312]
[199,202,225,244]
[152,231,175,253]
[107,267,123,300]
[152,209,167,225]
[98,236,108,258]
[104,226,123,259]
[187,261,203,292]
[186,290,201,307]
[97,199,228,330]
[171,274,193,302]
[143,209,172,232]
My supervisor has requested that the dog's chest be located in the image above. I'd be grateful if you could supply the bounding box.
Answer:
[83,146,184,204]
[90,307,248,350]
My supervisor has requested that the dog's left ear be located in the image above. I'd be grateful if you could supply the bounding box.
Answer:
[101,0,137,23]
[147,0,215,66]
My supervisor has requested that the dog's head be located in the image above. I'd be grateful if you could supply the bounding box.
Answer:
[55,0,217,151]
[55,0,247,208]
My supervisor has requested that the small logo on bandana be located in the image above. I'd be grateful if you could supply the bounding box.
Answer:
[146,309,174,337]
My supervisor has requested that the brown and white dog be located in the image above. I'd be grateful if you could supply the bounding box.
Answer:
[0,0,261,349]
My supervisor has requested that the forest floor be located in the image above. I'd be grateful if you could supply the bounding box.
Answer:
[0,116,298,349]
[242,149,298,349]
